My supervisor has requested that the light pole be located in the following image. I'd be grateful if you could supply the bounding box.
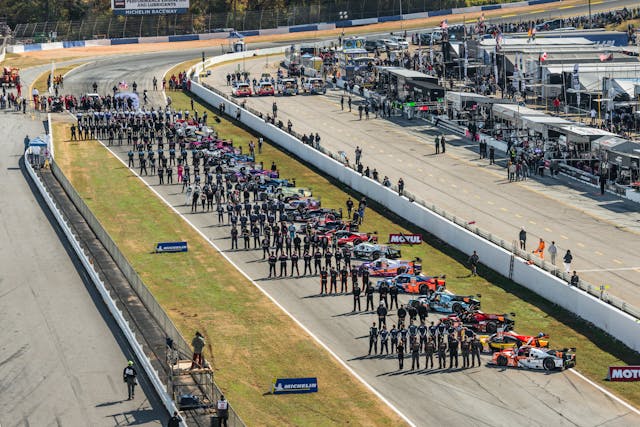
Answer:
[588,0,592,28]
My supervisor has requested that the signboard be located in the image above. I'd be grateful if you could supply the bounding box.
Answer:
[111,0,189,15]
[155,241,188,253]
[272,377,318,394]
[389,233,423,245]
[608,366,640,382]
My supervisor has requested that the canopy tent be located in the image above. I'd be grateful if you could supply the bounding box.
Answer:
[28,136,48,147]
[591,136,630,151]
[492,103,546,122]
[520,115,571,137]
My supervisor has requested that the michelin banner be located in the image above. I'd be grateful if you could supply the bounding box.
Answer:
[272,377,318,394]
[111,0,189,15]
[155,241,188,253]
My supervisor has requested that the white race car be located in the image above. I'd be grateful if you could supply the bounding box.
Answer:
[352,242,401,260]
[490,346,576,371]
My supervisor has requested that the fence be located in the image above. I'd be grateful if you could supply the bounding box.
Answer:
[49,158,245,427]
[10,0,520,41]
[186,49,640,352]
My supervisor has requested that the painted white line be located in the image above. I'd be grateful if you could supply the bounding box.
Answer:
[577,267,640,273]
[568,369,640,416]
[81,128,416,426]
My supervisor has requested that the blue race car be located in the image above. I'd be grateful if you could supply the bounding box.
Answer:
[426,291,481,314]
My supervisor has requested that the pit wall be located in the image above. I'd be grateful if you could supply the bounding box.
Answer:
[7,0,560,53]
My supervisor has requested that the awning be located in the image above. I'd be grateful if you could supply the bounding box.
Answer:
[29,136,48,147]
[492,103,546,121]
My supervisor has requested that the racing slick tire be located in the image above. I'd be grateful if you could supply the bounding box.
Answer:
[372,251,380,260]
[486,321,498,334]
[419,284,429,295]
[353,239,362,245]
[496,355,508,366]
[452,303,463,314]
[543,357,556,371]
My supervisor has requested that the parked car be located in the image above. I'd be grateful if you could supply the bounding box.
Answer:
[256,81,275,96]
[490,346,575,371]
[377,273,445,295]
[232,82,252,97]
[352,242,401,260]
[364,39,385,52]
[427,291,480,314]
[277,78,299,95]
[324,230,376,246]
[481,331,549,352]
[359,258,421,277]
[442,311,515,334]
[303,77,327,95]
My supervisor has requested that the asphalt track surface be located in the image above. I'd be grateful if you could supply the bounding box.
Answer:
[0,112,167,424]
[60,31,640,427]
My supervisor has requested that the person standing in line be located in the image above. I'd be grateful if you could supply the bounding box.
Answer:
[365,282,375,311]
[563,250,573,274]
[376,301,387,328]
[518,227,527,250]
[379,325,389,354]
[368,322,379,355]
[437,339,447,369]
[191,331,205,369]
[489,145,495,164]
[352,282,361,312]
[217,395,229,427]
[434,135,440,154]
[468,250,479,277]
[424,338,436,369]
[123,360,137,400]
[461,339,471,368]
[411,339,421,370]
[548,241,557,265]
[448,335,459,369]
[440,134,446,153]
[389,283,398,310]
[397,340,405,370]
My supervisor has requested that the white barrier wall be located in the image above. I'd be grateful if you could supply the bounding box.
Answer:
[188,56,640,352]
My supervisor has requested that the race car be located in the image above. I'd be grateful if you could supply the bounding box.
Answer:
[352,242,401,260]
[277,78,299,95]
[324,230,377,246]
[256,81,275,96]
[232,82,252,97]
[359,258,422,277]
[481,331,549,351]
[427,291,480,314]
[442,311,515,334]
[490,346,576,371]
[377,273,445,295]
[302,77,327,94]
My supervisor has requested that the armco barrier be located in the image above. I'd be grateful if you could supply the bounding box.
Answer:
[187,52,640,351]
[49,158,245,426]
[24,157,184,426]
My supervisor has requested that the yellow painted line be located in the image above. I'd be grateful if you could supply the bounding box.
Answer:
[559,5,574,9]
[561,235,569,240]
[577,242,585,248]
[528,220,536,225]
[592,0,603,4]
[501,13,517,18]
[613,259,623,265]
[595,251,603,256]
[515,213,523,218]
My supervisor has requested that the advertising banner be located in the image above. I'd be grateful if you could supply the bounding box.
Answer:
[272,377,318,394]
[111,0,189,15]
[155,241,188,253]
[608,366,640,382]
[388,233,423,244]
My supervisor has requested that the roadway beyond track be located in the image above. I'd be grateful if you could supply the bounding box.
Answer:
[58,56,640,426]
[203,56,640,313]
[0,111,167,425]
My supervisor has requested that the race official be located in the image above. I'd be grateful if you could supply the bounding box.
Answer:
[303,250,312,275]
[290,252,300,276]
[268,252,277,278]
[329,267,338,294]
[340,265,349,293]
[437,340,447,369]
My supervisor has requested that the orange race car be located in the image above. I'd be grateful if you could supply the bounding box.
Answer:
[490,345,576,371]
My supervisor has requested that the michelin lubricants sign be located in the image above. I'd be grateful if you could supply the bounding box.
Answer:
[155,241,188,253]
[272,377,318,394]
[111,0,189,15]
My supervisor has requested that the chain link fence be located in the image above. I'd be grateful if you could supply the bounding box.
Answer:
[11,0,514,42]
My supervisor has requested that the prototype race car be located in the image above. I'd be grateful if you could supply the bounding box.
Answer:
[427,291,480,314]
[352,242,401,260]
[481,331,549,351]
[377,274,445,295]
[359,258,421,277]
[324,230,376,246]
[232,82,252,97]
[442,311,515,334]
[490,346,576,371]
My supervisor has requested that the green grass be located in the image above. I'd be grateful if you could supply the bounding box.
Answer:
[30,64,85,94]
[163,67,640,407]
[52,119,406,426]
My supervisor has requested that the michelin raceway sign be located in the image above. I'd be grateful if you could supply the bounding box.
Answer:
[388,233,423,244]
[608,366,640,382]
[272,377,318,394]
[111,0,189,15]
[155,241,188,253]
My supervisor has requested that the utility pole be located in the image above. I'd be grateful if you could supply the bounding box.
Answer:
[588,0,592,28]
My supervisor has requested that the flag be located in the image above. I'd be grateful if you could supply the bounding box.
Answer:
[119,81,128,90]
[48,61,55,95]
[540,52,548,61]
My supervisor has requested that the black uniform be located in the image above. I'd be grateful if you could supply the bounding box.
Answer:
[368,324,378,355]
[290,252,300,276]
[376,303,387,327]
[411,340,421,370]
[448,337,459,369]
[380,328,389,354]
[230,227,238,250]
[425,340,436,369]
[352,284,361,311]
[123,364,137,400]
[303,251,312,275]
[437,341,447,369]
[329,268,338,294]
[278,254,288,277]
[268,254,277,278]
[390,326,398,354]
[471,339,482,367]
[313,250,322,275]
[389,285,398,309]
[379,281,389,307]
[320,269,328,294]
[365,284,375,311]
[461,339,471,368]
[397,341,405,370]
[340,266,349,293]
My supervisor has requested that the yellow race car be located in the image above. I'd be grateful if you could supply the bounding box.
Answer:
[480,331,549,352]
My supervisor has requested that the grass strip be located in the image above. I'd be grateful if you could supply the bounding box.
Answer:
[162,60,640,406]
[51,118,405,426]
[30,63,85,93]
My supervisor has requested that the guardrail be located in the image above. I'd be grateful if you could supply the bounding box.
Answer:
[23,155,185,425]
[48,157,245,427]
[186,51,640,352]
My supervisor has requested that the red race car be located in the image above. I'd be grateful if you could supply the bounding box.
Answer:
[232,82,252,97]
[441,311,515,334]
[256,82,275,96]
[323,230,377,246]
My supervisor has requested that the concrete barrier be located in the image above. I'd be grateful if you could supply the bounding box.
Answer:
[186,49,640,352]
